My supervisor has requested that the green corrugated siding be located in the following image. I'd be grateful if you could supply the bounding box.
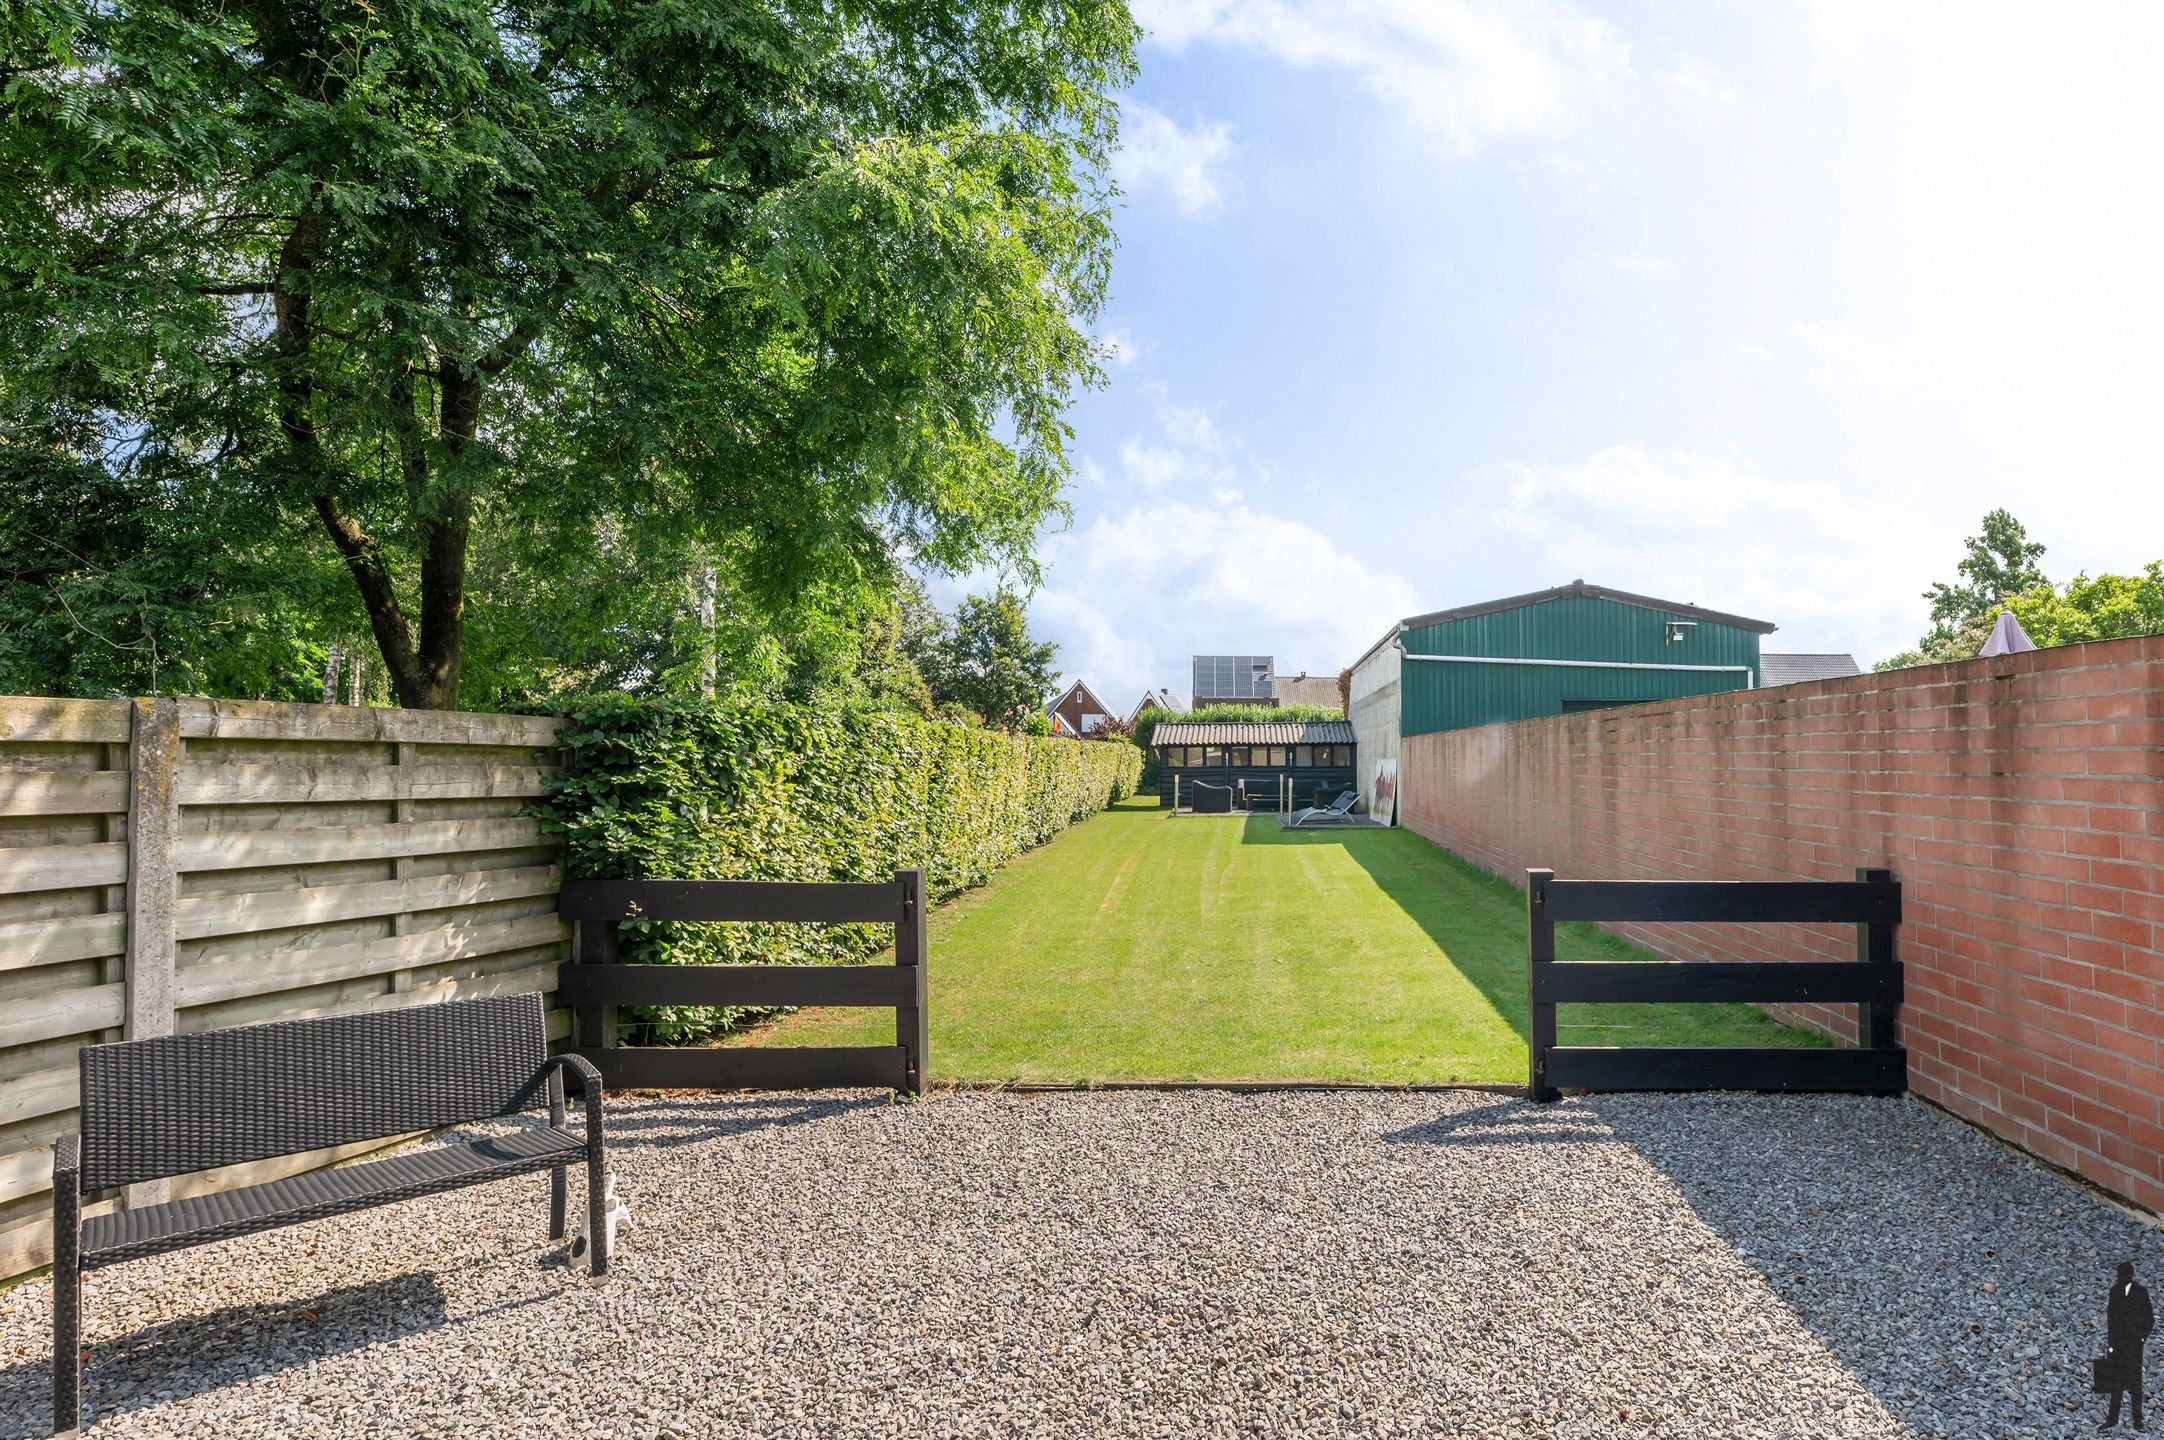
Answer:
[1399,594,1762,735]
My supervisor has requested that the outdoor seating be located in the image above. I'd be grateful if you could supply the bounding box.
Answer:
[50,993,606,1435]
[1286,790,1358,827]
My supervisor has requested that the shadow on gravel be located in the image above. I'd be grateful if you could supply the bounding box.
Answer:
[1576,1094,2163,1440]
[600,1093,886,1150]
[0,1272,446,1439]
[1381,1094,1619,1147]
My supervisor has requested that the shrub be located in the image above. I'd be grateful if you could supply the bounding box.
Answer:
[534,693,1141,1040]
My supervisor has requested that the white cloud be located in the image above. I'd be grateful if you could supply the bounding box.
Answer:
[1100,327,1146,367]
[1790,323,1929,388]
[1037,495,1417,702]
[1131,0,1633,155]
[1117,440,1202,491]
[1607,253,1676,279]
[1486,445,1929,662]
[1156,402,1227,452]
[1030,396,1417,701]
[1117,101,1237,217]
[1656,57,1741,109]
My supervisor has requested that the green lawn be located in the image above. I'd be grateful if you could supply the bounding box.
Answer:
[733,797,1821,1084]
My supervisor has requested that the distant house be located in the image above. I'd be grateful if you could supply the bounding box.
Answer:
[1759,653,1863,686]
[1047,679,1116,738]
[1127,688,1184,726]
[1270,671,1342,711]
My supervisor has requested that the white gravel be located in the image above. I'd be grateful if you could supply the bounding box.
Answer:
[1,1089,2156,1439]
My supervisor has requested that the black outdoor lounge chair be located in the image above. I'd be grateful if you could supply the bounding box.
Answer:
[50,993,605,1436]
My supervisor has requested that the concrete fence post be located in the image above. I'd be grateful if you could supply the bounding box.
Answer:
[123,696,180,1207]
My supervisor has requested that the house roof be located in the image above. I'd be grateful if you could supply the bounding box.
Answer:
[1153,720,1355,747]
[1759,653,1863,686]
[1046,679,1113,719]
[1352,579,1780,671]
[1126,688,1184,725]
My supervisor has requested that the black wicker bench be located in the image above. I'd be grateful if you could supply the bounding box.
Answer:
[50,993,605,1435]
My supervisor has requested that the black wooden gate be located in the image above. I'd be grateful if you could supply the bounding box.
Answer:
[1526,866,1904,1101]
[558,870,927,1095]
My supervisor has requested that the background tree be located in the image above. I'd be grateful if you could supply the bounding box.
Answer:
[2009,563,2164,648]
[1879,509,2052,668]
[1925,509,2049,632]
[1,0,1137,708]
[923,591,1059,730]
[1879,511,2164,668]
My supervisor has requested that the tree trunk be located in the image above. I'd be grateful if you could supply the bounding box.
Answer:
[256,4,476,715]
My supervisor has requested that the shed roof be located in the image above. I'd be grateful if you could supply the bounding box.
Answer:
[1401,580,1777,636]
[1352,578,1779,671]
[1759,652,1863,686]
[1153,720,1354,746]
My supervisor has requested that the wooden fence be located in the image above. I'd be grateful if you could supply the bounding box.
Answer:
[1526,867,1906,1102]
[558,873,928,1094]
[0,696,568,1278]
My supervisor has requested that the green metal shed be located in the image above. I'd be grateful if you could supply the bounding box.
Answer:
[1392,581,1773,736]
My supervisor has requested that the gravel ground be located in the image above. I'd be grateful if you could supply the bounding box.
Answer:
[1,1089,2156,1439]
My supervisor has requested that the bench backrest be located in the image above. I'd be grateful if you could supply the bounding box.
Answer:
[77,993,550,1191]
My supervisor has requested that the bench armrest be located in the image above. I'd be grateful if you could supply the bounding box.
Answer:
[540,1054,605,1155]
[52,1135,82,1277]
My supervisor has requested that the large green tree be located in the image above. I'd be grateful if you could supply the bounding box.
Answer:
[1,0,1136,708]
[1879,510,2164,668]
[1880,509,2052,668]
[1923,508,2048,635]
[922,589,1057,730]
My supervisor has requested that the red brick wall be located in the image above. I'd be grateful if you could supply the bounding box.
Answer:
[1400,635,2164,1215]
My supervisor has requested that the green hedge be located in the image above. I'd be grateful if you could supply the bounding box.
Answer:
[534,695,1141,1039]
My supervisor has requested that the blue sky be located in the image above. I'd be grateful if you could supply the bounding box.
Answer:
[986,1,2164,707]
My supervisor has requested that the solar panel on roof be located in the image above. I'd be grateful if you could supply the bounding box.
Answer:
[1192,654,1274,701]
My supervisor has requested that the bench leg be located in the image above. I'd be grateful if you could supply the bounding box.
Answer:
[549,1166,567,1241]
[586,1164,609,1277]
[53,1261,79,1436]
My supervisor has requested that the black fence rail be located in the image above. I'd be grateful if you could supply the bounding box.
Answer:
[557,871,927,1095]
[1526,866,1904,1102]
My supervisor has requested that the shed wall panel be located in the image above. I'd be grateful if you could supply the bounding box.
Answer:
[1400,593,1763,736]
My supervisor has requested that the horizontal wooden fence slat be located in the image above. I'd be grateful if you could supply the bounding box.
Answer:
[179,914,571,1008]
[177,699,561,748]
[0,697,132,744]
[176,763,556,807]
[0,981,124,1049]
[557,962,916,1009]
[1544,1046,1908,1094]
[0,841,128,896]
[0,771,126,817]
[1543,879,1901,925]
[0,1147,53,1206]
[0,912,127,972]
[1531,960,1903,1006]
[174,817,552,873]
[0,1065,77,1128]
[560,878,907,925]
[174,864,559,941]
[179,958,559,1034]
[572,1044,910,1091]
